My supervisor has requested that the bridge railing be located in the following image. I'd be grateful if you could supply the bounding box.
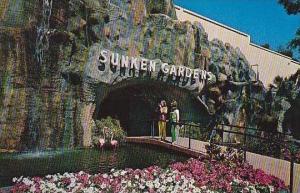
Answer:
[147,119,298,192]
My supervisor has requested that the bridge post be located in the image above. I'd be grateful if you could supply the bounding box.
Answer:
[151,120,154,138]
[243,130,247,162]
[188,125,191,149]
[290,155,294,193]
[221,124,224,143]
[183,124,186,138]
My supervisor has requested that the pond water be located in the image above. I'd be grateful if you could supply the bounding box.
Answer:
[0,143,189,187]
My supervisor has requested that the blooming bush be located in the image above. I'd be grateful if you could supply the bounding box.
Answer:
[10,157,288,193]
[93,117,126,146]
[170,158,287,193]
[280,143,300,163]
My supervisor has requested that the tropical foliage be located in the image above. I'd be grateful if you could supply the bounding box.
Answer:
[278,0,300,59]
[93,117,126,145]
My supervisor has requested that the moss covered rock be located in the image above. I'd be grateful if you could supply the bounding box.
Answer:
[0,0,260,151]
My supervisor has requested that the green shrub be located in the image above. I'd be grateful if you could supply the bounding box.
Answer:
[93,117,126,145]
[179,122,211,141]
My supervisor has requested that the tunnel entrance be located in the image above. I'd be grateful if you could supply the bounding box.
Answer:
[94,81,210,136]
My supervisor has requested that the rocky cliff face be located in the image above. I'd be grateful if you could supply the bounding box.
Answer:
[274,71,300,139]
[0,0,84,151]
[0,0,259,151]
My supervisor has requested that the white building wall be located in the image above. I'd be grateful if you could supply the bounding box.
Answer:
[246,43,300,86]
[175,6,300,86]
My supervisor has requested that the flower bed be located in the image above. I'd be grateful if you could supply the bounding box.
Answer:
[10,157,288,193]
[170,158,287,193]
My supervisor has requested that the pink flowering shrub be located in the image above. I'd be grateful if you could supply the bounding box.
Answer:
[170,158,287,193]
[281,145,300,163]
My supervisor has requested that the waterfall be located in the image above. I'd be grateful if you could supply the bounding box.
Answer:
[25,93,41,151]
[35,0,53,65]
[62,94,74,149]
[60,78,75,149]
[21,0,53,151]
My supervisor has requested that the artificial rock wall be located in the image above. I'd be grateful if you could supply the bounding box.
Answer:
[0,0,257,151]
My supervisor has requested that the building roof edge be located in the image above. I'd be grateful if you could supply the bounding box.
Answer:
[174,5,249,38]
[250,43,300,65]
[175,5,300,66]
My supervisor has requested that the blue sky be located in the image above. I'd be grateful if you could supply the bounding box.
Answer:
[174,0,300,51]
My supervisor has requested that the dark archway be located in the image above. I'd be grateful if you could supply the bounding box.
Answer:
[94,81,211,136]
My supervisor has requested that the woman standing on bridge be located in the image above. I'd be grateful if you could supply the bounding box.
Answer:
[170,100,180,144]
[158,100,168,141]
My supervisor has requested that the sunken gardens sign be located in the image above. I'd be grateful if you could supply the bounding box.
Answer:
[85,45,214,93]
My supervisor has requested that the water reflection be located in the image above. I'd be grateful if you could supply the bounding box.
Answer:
[0,143,188,187]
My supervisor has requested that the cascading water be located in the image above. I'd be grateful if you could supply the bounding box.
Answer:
[62,94,74,149]
[35,0,53,65]
[24,93,42,151]
[22,0,53,151]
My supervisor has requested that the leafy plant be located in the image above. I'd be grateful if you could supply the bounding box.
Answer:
[93,117,126,145]
[205,143,244,165]
[280,142,300,163]
[179,122,211,141]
